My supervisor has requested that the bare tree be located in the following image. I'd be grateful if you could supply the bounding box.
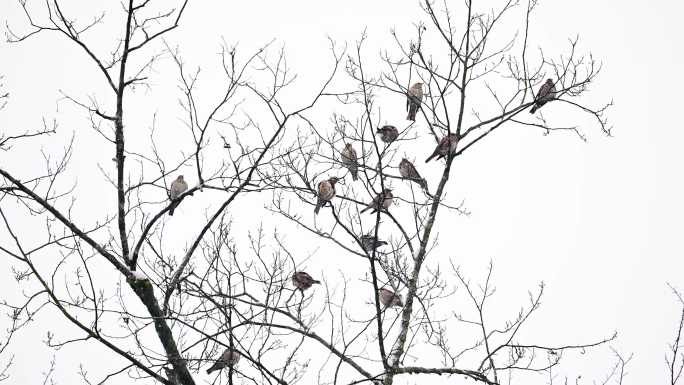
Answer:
[667,284,684,385]
[260,0,618,384]
[0,0,625,384]
[1,1,339,384]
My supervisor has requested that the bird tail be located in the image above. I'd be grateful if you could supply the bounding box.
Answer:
[419,178,429,192]
[529,105,537,114]
[407,109,415,121]
[351,169,358,181]
[378,241,388,247]
[360,204,371,213]
[407,103,418,121]
[169,200,178,216]
[206,366,217,374]
[425,152,437,163]
[314,200,322,215]
[313,280,321,284]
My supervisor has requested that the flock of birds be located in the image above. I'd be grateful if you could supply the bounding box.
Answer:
[164,79,557,374]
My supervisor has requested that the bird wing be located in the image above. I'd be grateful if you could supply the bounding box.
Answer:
[547,83,557,99]
[170,181,185,199]
[537,82,552,99]
[407,162,421,179]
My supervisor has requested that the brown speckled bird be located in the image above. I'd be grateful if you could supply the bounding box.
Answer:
[168,175,188,216]
[406,82,424,121]
[376,125,399,144]
[425,134,459,163]
[360,234,388,253]
[292,271,321,291]
[341,143,359,181]
[529,79,556,114]
[378,288,403,308]
[206,348,241,374]
[314,177,339,215]
[399,158,428,192]
[359,188,393,214]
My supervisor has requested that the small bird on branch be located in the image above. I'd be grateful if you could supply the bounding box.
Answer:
[399,158,428,192]
[360,188,393,214]
[406,82,424,121]
[206,348,241,374]
[292,271,321,291]
[425,134,459,163]
[529,78,557,114]
[341,143,359,181]
[376,125,399,144]
[168,175,188,216]
[378,287,403,308]
[314,177,339,215]
[361,234,388,253]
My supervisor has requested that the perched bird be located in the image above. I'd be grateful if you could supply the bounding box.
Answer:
[406,82,424,121]
[168,175,188,216]
[360,234,388,253]
[378,288,403,308]
[425,133,459,163]
[360,189,393,214]
[529,79,557,114]
[399,158,428,192]
[341,143,359,181]
[314,177,339,215]
[206,348,241,374]
[376,125,399,144]
[292,271,321,291]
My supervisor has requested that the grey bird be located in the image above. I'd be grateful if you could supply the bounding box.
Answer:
[206,348,241,374]
[341,143,359,181]
[378,287,403,308]
[360,234,388,253]
[292,271,321,291]
[406,82,424,121]
[314,177,340,215]
[425,134,459,163]
[376,125,399,144]
[399,158,428,192]
[168,175,188,216]
[529,79,557,114]
[359,188,393,214]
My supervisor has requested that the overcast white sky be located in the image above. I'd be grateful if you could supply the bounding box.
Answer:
[1,0,684,384]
